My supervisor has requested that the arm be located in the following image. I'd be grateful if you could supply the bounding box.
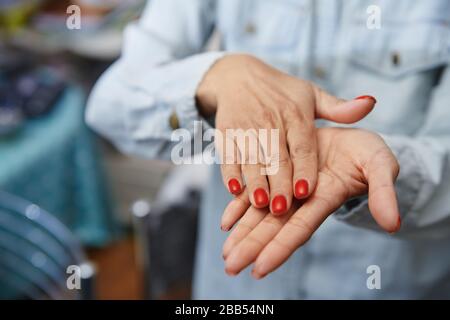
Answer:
[336,65,450,239]
[86,0,224,160]
[86,0,377,216]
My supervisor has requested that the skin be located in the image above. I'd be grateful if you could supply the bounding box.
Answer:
[196,54,377,215]
[220,127,401,279]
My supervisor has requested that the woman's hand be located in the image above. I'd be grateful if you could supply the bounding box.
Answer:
[196,54,377,215]
[220,127,401,278]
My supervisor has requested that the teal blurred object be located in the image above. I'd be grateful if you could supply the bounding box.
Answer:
[0,86,118,246]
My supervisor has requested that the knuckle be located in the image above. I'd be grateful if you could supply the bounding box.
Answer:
[261,216,283,230]
[259,109,275,124]
[288,110,306,124]
[289,143,316,161]
[314,192,342,210]
[276,156,292,169]
[267,152,292,170]
[222,154,238,165]
[246,234,266,250]
[241,162,256,172]
[271,237,296,253]
[237,221,253,232]
[288,215,314,241]
[282,100,297,114]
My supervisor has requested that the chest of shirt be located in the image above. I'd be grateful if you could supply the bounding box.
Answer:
[215,0,450,133]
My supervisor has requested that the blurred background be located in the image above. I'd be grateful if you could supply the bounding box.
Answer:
[0,0,205,299]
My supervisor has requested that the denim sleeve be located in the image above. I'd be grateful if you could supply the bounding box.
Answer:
[336,65,450,239]
[85,0,225,160]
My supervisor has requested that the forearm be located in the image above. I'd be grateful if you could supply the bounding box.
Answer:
[86,0,224,160]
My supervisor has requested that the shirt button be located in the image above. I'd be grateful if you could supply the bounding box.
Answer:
[391,52,401,66]
[313,66,327,79]
[169,111,180,130]
[244,22,257,34]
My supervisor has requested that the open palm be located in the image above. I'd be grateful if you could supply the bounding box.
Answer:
[221,127,401,279]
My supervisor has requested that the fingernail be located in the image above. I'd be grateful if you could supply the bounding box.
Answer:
[271,195,287,215]
[355,95,377,104]
[228,178,242,195]
[253,188,269,207]
[294,179,309,199]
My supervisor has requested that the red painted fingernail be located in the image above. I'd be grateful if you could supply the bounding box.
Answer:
[228,178,242,195]
[271,195,287,215]
[294,179,309,199]
[355,95,377,104]
[253,188,269,207]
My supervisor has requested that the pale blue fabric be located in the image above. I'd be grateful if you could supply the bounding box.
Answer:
[86,0,450,298]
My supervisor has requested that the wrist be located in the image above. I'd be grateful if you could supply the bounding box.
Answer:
[196,63,220,117]
[196,54,258,117]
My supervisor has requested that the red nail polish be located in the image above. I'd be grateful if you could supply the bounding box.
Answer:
[355,95,377,104]
[294,179,309,199]
[253,188,269,207]
[228,178,241,195]
[271,195,287,215]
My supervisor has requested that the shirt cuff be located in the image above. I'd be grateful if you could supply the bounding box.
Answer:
[122,51,227,142]
[170,51,227,134]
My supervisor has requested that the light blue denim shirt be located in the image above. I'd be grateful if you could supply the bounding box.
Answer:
[86,0,450,299]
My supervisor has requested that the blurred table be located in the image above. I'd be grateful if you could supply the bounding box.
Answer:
[0,86,118,246]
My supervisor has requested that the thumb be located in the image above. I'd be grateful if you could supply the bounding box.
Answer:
[313,85,377,124]
[365,150,401,233]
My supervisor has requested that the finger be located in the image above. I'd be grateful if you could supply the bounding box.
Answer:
[366,153,401,233]
[221,166,244,195]
[222,204,267,260]
[286,120,318,200]
[237,130,270,208]
[252,175,342,278]
[221,189,251,232]
[224,205,295,276]
[313,86,376,124]
[266,139,293,216]
[217,131,244,195]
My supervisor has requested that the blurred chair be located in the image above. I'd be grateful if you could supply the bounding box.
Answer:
[132,162,208,299]
[0,190,95,300]
[132,190,200,300]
